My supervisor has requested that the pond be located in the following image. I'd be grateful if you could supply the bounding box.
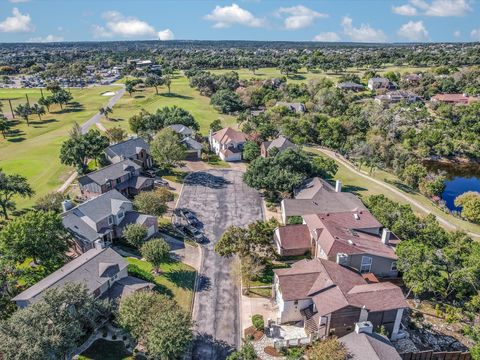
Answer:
[424,161,480,211]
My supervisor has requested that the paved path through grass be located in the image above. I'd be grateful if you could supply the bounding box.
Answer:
[314,147,480,238]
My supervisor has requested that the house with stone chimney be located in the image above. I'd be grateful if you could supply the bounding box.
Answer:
[273,259,407,341]
[280,177,366,224]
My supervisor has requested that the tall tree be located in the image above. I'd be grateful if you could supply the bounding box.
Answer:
[145,75,164,95]
[99,106,113,120]
[0,211,69,266]
[52,89,73,111]
[163,75,172,94]
[0,283,111,360]
[105,126,127,143]
[38,96,52,113]
[0,169,34,219]
[30,103,46,121]
[0,114,10,138]
[14,104,32,126]
[150,128,186,169]
[140,238,170,274]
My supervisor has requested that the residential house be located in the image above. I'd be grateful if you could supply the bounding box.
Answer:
[62,190,158,252]
[209,127,247,162]
[431,93,480,105]
[367,77,398,91]
[168,124,195,138]
[182,136,203,160]
[260,135,297,157]
[12,247,154,308]
[375,91,421,104]
[274,224,311,256]
[337,82,365,92]
[273,258,407,340]
[402,73,422,84]
[78,159,154,199]
[302,210,399,278]
[105,137,153,170]
[280,178,366,224]
[339,322,402,360]
[275,101,306,114]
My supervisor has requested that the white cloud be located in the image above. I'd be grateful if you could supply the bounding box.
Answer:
[341,16,387,43]
[8,0,30,3]
[453,30,461,37]
[395,0,472,17]
[277,5,327,30]
[471,29,480,40]
[158,28,174,41]
[204,3,265,28]
[313,32,340,42]
[0,7,34,33]
[392,4,418,15]
[93,11,158,38]
[397,21,429,41]
[29,34,64,43]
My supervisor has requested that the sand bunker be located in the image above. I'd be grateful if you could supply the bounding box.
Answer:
[101,91,115,96]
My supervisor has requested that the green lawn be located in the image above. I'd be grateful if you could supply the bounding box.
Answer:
[210,65,433,84]
[102,72,236,135]
[127,257,196,312]
[0,86,119,209]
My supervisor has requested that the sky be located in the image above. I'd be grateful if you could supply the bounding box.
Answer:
[0,0,479,43]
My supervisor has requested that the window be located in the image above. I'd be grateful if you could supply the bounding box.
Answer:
[391,261,398,272]
[108,216,113,225]
[118,211,124,219]
[360,256,372,273]
[294,300,298,305]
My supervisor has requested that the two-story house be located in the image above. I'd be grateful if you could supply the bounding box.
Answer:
[367,77,398,91]
[260,135,296,158]
[273,259,407,341]
[78,159,154,199]
[12,247,154,308]
[105,137,153,170]
[280,177,366,224]
[302,210,399,278]
[209,127,247,162]
[62,190,158,252]
[375,91,421,104]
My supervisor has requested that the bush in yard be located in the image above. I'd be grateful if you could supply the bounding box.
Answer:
[127,264,155,283]
[227,342,256,360]
[252,314,264,331]
[305,338,348,360]
[123,223,148,248]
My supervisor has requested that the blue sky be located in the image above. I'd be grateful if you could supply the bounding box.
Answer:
[0,0,479,43]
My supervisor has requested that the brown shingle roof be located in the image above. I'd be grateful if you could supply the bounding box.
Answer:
[274,259,407,315]
[212,127,247,144]
[275,225,311,250]
[303,211,397,260]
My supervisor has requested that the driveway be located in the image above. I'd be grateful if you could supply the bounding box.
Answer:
[176,170,263,359]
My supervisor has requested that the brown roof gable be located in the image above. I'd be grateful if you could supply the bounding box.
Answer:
[211,127,247,144]
[303,211,397,260]
[274,259,407,315]
[275,224,311,250]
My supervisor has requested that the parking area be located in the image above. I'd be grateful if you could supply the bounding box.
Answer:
[176,169,263,359]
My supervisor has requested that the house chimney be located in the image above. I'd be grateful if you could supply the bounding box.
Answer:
[335,180,342,193]
[355,321,373,335]
[61,199,73,212]
[381,228,391,245]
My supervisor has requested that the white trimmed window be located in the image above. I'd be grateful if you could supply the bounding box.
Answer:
[360,256,372,273]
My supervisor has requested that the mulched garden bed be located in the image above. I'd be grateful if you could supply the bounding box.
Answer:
[244,326,265,341]
[264,346,282,357]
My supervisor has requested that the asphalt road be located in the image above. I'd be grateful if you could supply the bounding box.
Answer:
[80,86,125,134]
[176,170,263,359]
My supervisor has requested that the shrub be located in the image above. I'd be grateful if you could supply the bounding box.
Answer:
[127,263,155,283]
[123,223,148,248]
[252,314,264,331]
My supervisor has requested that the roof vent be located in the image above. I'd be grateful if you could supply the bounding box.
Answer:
[353,213,360,220]
[348,239,354,245]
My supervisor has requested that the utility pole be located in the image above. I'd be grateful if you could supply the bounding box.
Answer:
[8,99,14,118]
[25,94,30,106]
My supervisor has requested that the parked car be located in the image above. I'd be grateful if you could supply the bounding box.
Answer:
[179,225,206,243]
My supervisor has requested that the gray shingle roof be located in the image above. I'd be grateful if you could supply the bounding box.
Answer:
[264,135,296,153]
[78,159,141,187]
[105,137,149,160]
[182,136,203,150]
[168,124,194,137]
[12,248,127,304]
[340,331,402,360]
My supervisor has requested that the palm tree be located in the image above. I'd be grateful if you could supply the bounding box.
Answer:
[38,96,52,113]
[163,75,172,94]
[0,115,9,138]
[14,104,32,126]
[99,106,113,120]
[30,104,46,121]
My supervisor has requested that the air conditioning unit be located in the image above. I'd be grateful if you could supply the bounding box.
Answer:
[336,253,349,266]
[355,321,373,335]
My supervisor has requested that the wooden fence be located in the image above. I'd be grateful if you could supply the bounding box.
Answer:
[400,350,471,360]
